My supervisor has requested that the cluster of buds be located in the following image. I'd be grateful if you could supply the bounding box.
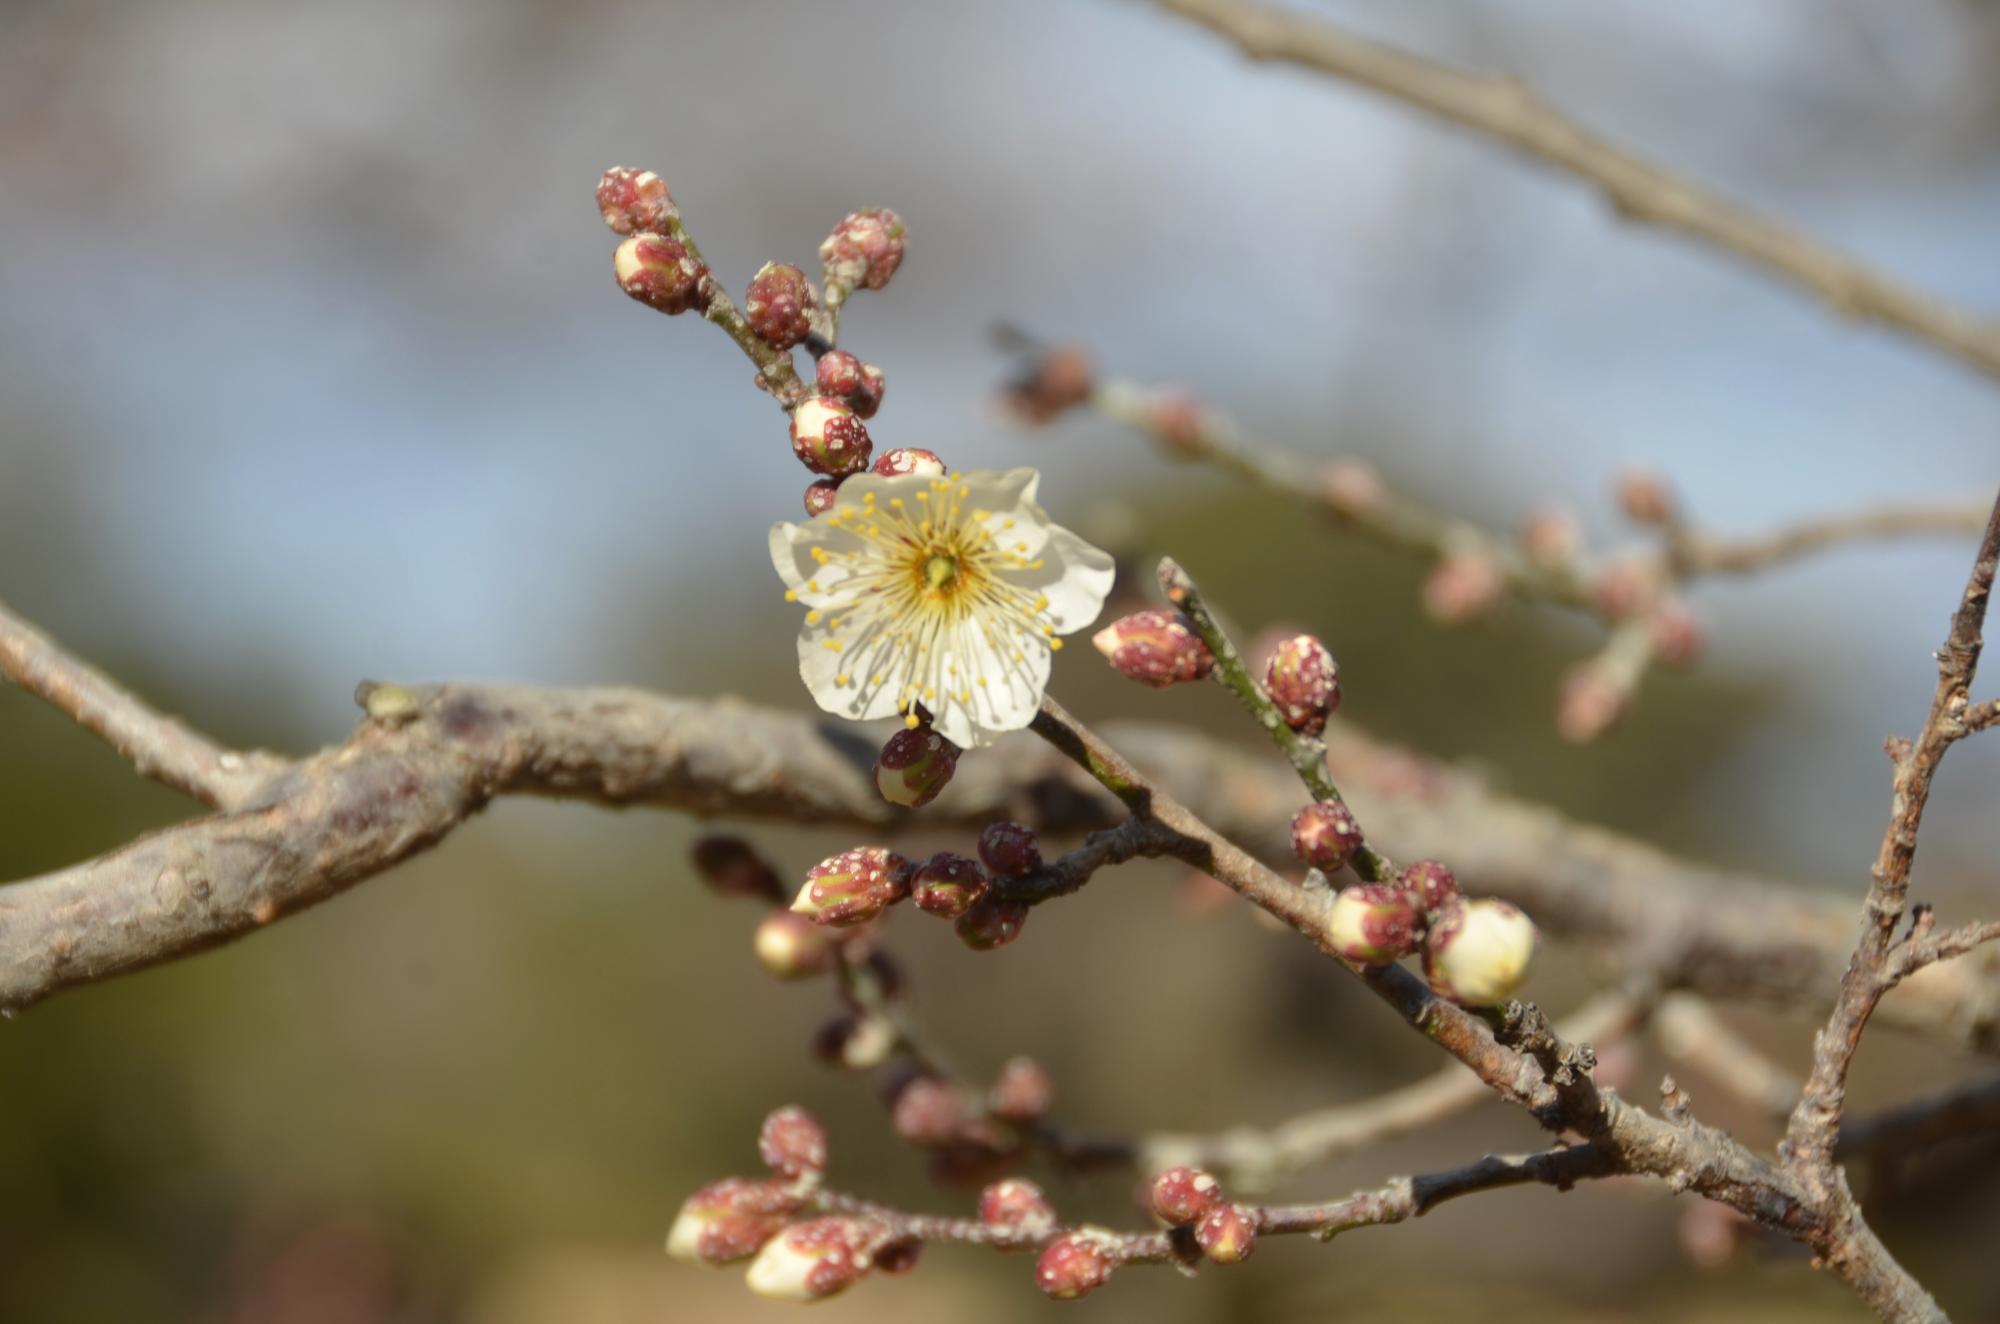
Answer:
[1308,851,1536,1006]
[1147,1167,1257,1265]
[1092,609,1214,688]
[886,1057,1052,1165]
[778,822,1043,952]
[668,1106,831,1277]
[598,168,710,317]
[1264,633,1340,735]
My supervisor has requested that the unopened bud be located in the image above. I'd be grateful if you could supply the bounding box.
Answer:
[1146,392,1210,457]
[1000,346,1093,426]
[1616,469,1677,526]
[871,447,947,479]
[874,726,960,807]
[911,852,988,919]
[1264,634,1340,735]
[816,349,865,398]
[1148,1167,1224,1226]
[819,208,907,293]
[1091,610,1213,688]
[753,910,833,980]
[1556,664,1629,744]
[690,835,785,903]
[745,1215,884,1302]
[891,1076,970,1147]
[790,398,873,476]
[1195,1203,1257,1264]
[743,261,816,349]
[955,894,1030,951]
[979,1178,1057,1239]
[1398,858,1460,917]
[977,821,1043,879]
[791,847,908,926]
[987,1056,1053,1124]
[812,1014,897,1071]
[759,1105,829,1180]
[1590,558,1659,620]
[1520,505,1581,571]
[1319,460,1386,518]
[803,477,842,517]
[614,233,707,315]
[1423,898,1537,1006]
[1326,883,1422,965]
[1291,801,1363,873]
[1651,601,1706,669]
[1423,549,1505,624]
[1036,1231,1116,1300]
[666,1178,800,1265]
[595,166,675,235]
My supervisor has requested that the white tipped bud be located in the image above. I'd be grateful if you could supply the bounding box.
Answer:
[1423,898,1537,1006]
[744,1217,878,1301]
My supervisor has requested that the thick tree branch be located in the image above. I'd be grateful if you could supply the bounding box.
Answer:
[1153,0,2000,384]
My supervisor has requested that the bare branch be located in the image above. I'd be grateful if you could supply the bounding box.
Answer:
[1656,993,1801,1124]
[1153,0,2000,384]
[0,597,285,808]
[1787,494,2000,1174]
[1679,506,1996,577]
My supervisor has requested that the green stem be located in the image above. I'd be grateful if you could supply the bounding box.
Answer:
[1157,556,1394,883]
[662,212,809,409]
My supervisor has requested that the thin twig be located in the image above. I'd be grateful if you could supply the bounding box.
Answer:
[1656,993,1800,1124]
[1153,0,2000,384]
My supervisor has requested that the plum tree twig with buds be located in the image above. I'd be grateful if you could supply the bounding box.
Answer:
[1002,334,1988,744]
[5,113,2000,1319]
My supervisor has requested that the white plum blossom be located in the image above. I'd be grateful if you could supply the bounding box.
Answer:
[770,467,1115,748]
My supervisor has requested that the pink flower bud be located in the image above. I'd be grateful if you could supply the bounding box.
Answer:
[791,847,909,926]
[1291,801,1363,873]
[1326,883,1423,964]
[891,1075,970,1147]
[1423,549,1505,623]
[1264,634,1340,735]
[1000,346,1093,425]
[1035,1232,1115,1300]
[910,852,988,919]
[1651,601,1706,669]
[812,1014,898,1071]
[789,398,872,476]
[873,726,960,808]
[743,261,815,349]
[666,1177,801,1265]
[955,894,1030,951]
[1423,898,1537,1006]
[690,834,785,903]
[816,349,865,398]
[1091,610,1214,688]
[1319,460,1386,518]
[745,1215,884,1302]
[802,477,842,517]
[871,447,947,479]
[595,166,675,235]
[759,1105,829,1180]
[987,1055,1054,1124]
[977,821,1043,879]
[1556,664,1629,745]
[1148,1167,1224,1226]
[819,208,907,292]
[1589,558,1659,620]
[753,910,833,980]
[613,233,707,315]
[979,1178,1057,1239]
[1616,469,1678,526]
[1398,858,1460,917]
[1146,392,1210,456]
[1195,1203,1257,1263]
[1520,505,1581,571]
